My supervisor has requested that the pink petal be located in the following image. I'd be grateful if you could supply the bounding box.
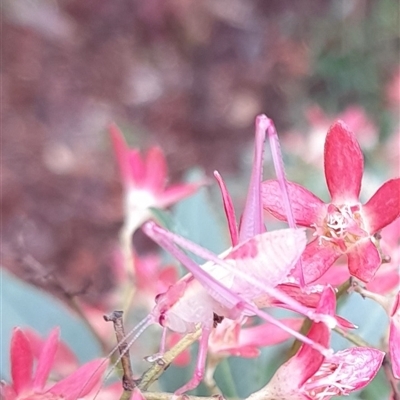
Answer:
[0,384,17,400]
[157,182,203,208]
[223,345,260,358]
[315,285,336,315]
[348,239,381,282]
[49,358,108,400]
[280,286,336,388]
[109,124,132,185]
[288,288,334,388]
[157,266,179,292]
[389,293,400,379]
[363,178,400,233]
[327,347,384,391]
[33,328,59,391]
[10,328,33,394]
[143,147,167,194]
[367,265,399,294]
[324,121,364,203]
[20,329,43,359]
[336,316,358,330]
[262,179,326,226]
[299,239,341,284]
[132,388,146,400]
[314,263,350,287]
[128,149,145,186]
[284,288,335,387]
[297,321,330,386]
[238,318,303,348]
[251,318,329,398]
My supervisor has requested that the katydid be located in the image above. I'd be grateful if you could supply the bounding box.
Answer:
[93,115,335,396]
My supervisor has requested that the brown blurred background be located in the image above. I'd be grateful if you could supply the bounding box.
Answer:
[2,0,399,304]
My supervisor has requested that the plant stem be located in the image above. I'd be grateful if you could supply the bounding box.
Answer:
[104,310,137,399]
[382,355,400,400]
[138,327,202,391]
[142,392,225,400]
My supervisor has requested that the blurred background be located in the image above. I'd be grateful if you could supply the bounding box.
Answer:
[2,0,399,312]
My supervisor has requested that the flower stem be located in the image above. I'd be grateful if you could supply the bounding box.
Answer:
[333,326,371,347]
[138,327,202,391]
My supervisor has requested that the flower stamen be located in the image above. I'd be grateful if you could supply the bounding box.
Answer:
[315,204,368,251]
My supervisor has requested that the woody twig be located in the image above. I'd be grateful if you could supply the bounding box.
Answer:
[104,311,136,398]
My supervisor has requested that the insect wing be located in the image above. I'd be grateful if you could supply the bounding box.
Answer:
[227,228,307,298]
[142,222,243,316]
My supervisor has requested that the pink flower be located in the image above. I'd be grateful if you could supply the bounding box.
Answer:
[17,328,78,379]
[247,287,384,400]
[1,327,108,400]
[389,293,400,379]
[131,252,178,308]
[110,123,204,272]
[314,219,400,294]
[109,123,203,230]
[262,120,400,284]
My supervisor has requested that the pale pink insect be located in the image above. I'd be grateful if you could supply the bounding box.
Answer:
[93,115,336,396]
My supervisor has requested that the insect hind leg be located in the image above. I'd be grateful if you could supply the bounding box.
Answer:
[174,326,212,395]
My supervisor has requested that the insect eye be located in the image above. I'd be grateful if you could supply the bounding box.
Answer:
[155,293,163,304]
[159,314,166,326]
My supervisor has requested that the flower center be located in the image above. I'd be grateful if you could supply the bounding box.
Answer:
[314,203,368,252]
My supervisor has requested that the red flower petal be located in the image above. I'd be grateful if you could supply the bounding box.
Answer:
[238,318,303,348]
[324,121,364,203]
[348,239,381,282]
[261,180,326,226]
[223,345,260,358]
[158,182,204,208]
[283,288,335,388]
[299,239,341,284]
[10,328,33,394]
[144,147,167,194]
[109,124,132,185]
[328,347,384,391]
[389,293,400,379]
[297,316,331,386]
[363,178,400,233]
[49,358,108,400]
[314,263,350,287]
[33,328,59,391]
[128,149,145,186]
[0,384,17,400]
